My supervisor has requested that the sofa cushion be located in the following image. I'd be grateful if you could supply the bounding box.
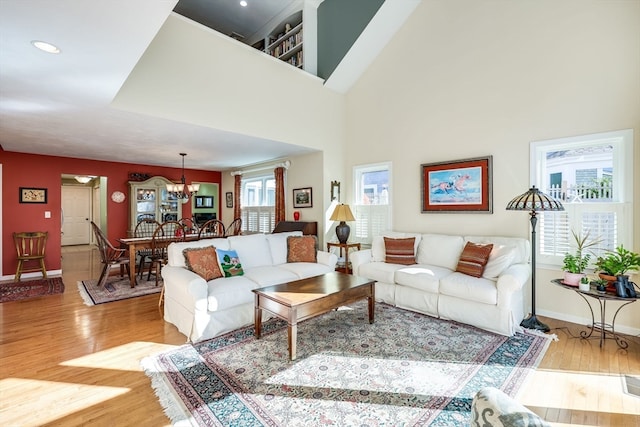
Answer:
[440,272,497,305]
[216,249,244,277]
[384,237,416,265]
[287,235,317,263]
[394,264,452,293]
[279,262,334,279]
[456,242,494,278]
[183,246,223,281]
[359,261,405,284]
[206,276,258,312]
[227,233,273,269]
[266,231,303,265]
[417,234,465,270]
[464,236,530,265]
[371,232,422,262]
[167,238,229,268]
[483,245,517,279]
[242,265,298,286]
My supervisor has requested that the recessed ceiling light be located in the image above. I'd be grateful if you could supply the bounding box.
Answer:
[240,1,248,7]
[31,40,61,54]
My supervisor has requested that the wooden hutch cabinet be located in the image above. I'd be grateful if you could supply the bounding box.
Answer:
[128,176,182,235]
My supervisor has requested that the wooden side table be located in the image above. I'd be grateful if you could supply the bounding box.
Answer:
[327,242,361,274]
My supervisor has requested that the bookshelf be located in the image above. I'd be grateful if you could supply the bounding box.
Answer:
[266,13,303,69]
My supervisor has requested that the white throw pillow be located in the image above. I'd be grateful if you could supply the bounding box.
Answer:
[266,231,303,265]
[482,245,517,279]
[417,234,465,270]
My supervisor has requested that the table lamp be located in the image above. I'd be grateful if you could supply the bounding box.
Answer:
[330,204,355,244]
[506,185,564,332]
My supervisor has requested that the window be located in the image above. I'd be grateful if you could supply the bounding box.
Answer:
[241,174,275,233]
[352,162,391,245]
[531,129,633,266]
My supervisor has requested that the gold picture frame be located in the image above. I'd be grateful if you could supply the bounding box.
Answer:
[19,187,48,204]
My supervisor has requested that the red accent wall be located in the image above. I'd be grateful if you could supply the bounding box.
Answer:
[1,150,221,277]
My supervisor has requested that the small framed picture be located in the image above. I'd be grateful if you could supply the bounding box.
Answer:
[19,187,48,204]
[194,195,213,208]
[226,192,233,208]
[293,187,313,208]
[331,181,340,202]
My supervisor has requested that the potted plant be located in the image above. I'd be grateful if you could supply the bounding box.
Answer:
[594,245,640,289]
[562,229,599,286]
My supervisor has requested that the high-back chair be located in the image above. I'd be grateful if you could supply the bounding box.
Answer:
[178,217,198,235]
[225,218,242,237]
[134,218,161,278]
[13,231,48,281]
[148,221,186,286]
[91,221,130,287]
[198,219,225,239]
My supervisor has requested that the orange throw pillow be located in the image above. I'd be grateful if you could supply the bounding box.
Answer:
[456,242,494,278]
[183,246,224,281]
[287,236,318,263]
[384,237,416,265]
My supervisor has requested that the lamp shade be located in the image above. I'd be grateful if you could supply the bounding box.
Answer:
[330,204,355,222]
[505,186,564,212]
[75,176,93,184]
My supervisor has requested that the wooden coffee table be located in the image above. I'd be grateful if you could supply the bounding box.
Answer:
[252,272,375,360]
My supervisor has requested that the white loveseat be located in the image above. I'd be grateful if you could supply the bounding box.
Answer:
[162,232,338,342]
[350,232,531,336]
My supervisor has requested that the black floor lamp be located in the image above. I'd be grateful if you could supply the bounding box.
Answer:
[506,185,564,332]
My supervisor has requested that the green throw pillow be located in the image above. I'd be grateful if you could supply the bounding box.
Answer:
[215,249,244,277]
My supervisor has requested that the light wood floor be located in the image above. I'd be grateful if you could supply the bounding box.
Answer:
[1,246,639,426]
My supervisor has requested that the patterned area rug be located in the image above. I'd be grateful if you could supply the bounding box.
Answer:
[143,301,552,426]
[0,277,65,302]
[77,275,162,305]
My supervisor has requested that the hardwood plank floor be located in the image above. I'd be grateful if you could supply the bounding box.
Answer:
[1,245,639,426]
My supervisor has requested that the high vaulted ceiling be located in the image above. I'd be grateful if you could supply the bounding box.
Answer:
[0,0,419,171]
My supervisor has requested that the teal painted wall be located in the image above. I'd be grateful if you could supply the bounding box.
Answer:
[317,0,384,80]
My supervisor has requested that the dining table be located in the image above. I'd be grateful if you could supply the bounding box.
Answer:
[118,234,199,287]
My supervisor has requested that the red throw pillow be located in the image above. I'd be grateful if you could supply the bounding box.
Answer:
[287,236,317,263]
[456,242,494,278]
[384,237,416,265]
[183,246,224,281]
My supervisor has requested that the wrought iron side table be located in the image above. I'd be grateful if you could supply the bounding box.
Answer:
[552,278,637,349]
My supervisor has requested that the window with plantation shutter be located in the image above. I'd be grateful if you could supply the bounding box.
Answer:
[532,129,633,267]
[352,162,392,245]
[241,174,275,234]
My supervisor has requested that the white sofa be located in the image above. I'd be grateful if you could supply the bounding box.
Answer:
[350,232,531,336]
[162,231,338,342]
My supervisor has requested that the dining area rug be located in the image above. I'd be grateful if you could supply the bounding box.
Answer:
[77,275,162,305]
[142,301,552,426]
[0,277,65,303]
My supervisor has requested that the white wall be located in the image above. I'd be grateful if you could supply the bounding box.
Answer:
[345,0,640,333]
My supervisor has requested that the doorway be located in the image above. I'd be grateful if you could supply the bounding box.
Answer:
[61,175,106,246]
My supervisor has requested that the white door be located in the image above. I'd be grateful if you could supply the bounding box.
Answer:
[62,186,92,245]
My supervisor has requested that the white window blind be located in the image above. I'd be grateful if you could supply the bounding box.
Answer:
[352,162,392,245]
[241,174,275,234]
[532,129,633,267]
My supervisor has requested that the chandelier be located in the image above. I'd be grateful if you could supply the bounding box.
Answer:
[166,153,199,200]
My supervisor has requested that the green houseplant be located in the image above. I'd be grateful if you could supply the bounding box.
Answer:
[594,245,640,284]
[562,229,600,286]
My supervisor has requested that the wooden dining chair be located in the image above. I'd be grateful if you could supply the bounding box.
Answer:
[225,218,242,237]
[178,217,198,235]
[13,231,48,281]
[148,221,186,286]
[134,218,161,279]
[91,221,130,287]
[198,219,225,239]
